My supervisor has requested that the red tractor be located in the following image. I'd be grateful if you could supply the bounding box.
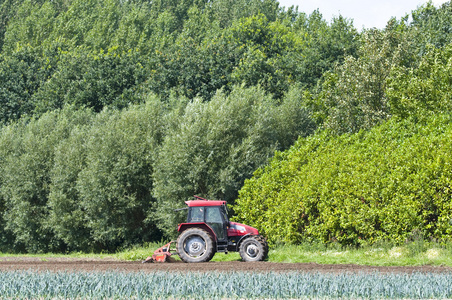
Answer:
[145,196,268,263]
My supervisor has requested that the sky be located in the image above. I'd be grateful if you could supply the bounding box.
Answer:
[277,0,449,29]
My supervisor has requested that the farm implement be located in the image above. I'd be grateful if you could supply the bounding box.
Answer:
[143,196,268,263]
[142,241,176,263]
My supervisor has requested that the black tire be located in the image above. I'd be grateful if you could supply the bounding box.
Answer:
[239,235,268,262]
[176,228,215,263]
[206,241,217,261]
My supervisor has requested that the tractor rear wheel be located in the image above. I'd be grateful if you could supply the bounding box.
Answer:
[177,228,215,263]
[239,235,268,262]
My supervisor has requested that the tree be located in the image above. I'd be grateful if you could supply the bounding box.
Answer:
[0,45,57,124]
[75,98,165,250]
[228,14,303,98]
[152,85,315,236]
[316,28,411,134]
[0,0,21,50]
[33,47,148,115]
[293,11,359,89]
[149,12,312,101]
[409,1,452,53]
[1,0,62,54]
[387,42,452,119]
[206,0,280,29]
[0,107,93,252]
[47,111,95,252]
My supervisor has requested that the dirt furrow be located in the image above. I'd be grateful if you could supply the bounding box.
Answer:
[0,258,451,274]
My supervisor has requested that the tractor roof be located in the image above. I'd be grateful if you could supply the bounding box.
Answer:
[185,200,226,207]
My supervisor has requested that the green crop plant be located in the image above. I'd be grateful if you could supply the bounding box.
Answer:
[1,270,452,299]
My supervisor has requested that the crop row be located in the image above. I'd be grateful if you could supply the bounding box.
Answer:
[0,270,452,299]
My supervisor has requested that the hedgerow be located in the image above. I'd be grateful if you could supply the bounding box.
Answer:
[233,114,452,246]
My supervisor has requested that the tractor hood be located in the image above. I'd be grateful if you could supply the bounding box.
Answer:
[227,222,259,237]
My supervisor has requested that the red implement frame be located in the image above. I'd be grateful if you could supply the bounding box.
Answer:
[142,241,176,263]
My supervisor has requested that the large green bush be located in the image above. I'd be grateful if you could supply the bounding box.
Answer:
[234,114,452,246]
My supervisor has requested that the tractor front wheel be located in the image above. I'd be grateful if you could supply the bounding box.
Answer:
[239,235,268,262]
[176,228,215,263]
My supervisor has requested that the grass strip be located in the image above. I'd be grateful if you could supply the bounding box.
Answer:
[3,240,452,267]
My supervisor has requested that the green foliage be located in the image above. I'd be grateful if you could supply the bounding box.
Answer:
[0,0,17,50]
[206,0,280,29]
[0,107,94,252]
[147,9,358,101]
[234,114,452,246]
[32,47,148,114]
[0,45,57,124]
[147,14,230,101]
[152,85,315,236]
[409,1,452,53]
[227,14,302,98]
[148,13,300,100]
[313,28,411,134]
[47,118,94,252]
[387,42,452,118]
[1,0,452,253]
[0,0,360,122]
[75,100,164,251]
[1,0,58,54]
[0,99,168,253]
[2,270,452,298]
[293,11,359,89]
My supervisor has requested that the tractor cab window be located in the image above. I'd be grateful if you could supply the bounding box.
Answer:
[188,207,204,222]
[205,206,222,223]
[220,205,229,225]
[205,206,226,240]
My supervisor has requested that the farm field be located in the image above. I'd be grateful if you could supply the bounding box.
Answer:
[1,258,452,299]
[1,256,452,274]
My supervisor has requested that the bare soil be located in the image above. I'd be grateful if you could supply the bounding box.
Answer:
[0,257,451,274]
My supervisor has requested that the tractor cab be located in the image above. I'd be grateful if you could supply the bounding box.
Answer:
[185,199,229,242]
